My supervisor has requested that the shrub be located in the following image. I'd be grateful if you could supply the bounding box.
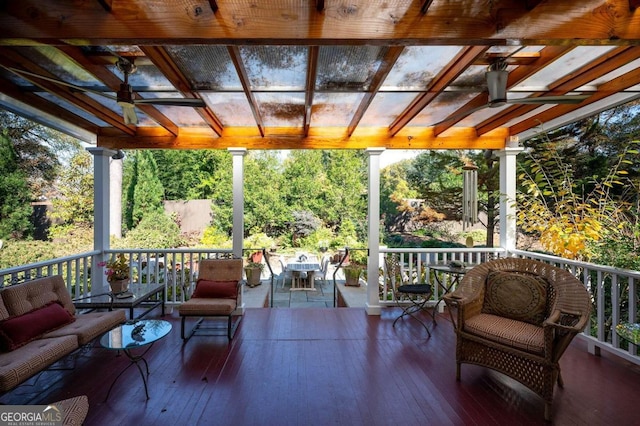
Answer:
[200,225,231,248]
[120,211,183,248]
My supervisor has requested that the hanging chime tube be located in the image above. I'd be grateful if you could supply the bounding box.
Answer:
[462,162,478,230]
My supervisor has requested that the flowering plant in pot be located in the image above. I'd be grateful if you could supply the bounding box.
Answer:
[98,254,130,293]
[343,248,367,287]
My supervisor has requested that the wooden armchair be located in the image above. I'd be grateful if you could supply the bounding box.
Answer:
[443,258,591,421]
[178,258,243,341]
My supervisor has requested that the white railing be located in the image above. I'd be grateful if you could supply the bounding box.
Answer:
[0,250,99,298]
[105,248,234,305]
[378,247,507,306]
[512,249,639,364]
[2,246,638,365]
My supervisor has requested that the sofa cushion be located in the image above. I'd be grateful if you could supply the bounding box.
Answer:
[43,310,126,346]
[464,313,545,355]
[1,276,76,317]
[482,270,548,326]
[0,335,78,392]
[192,279,237,299]
[0,302,75,352]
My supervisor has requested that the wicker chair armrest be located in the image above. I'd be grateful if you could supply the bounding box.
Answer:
[544,309,588,333]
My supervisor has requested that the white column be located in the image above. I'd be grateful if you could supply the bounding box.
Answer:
[498,146,524,253]
[109,156,123,239]
[365,148,385,315]
[87,147,117,293]
[229,148,247,259]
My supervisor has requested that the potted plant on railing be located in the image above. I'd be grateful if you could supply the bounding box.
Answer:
[244,260,264,287]
[343,248,367,287]
[98,253,130,293]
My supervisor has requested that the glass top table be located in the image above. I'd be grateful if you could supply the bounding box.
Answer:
[100,319,172,400]
[616,322,640,346]
[74,283,165,319]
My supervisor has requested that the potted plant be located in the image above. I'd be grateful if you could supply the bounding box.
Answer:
[343,248,367,287]
[244,260,264,287]
[98,253,130,293]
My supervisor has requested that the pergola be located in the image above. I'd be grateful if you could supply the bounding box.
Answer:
[1,1,640,310]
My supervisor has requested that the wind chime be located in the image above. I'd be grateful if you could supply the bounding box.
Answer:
[462,160,478,230]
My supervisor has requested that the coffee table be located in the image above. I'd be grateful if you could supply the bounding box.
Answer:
[429,263,473,311]
[100,319,172,400]
[74,283,165,319]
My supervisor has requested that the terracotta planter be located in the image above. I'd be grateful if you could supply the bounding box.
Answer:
[109,278,129,293]
[344,267,362,287]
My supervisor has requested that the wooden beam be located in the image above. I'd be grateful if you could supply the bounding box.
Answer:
[1,0,639,45]
[228,46,264,137]
[208,1,218,13]
[97,126,509,150]
[316,0,324,12]
[389,46,488,135]
[57,46,179,136]
[0,75,99,133]
[304,46,319,137]
[433,45,574,135]
[630,0,640,10]
[0,48,135,135]
[476,46,640,135]
[348,46,404,136]
[510,67,640,134]
[96,0,112,12]
[140,46,224,136]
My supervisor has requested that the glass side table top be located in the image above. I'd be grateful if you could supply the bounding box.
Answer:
[616,322,640,346]
[100,319,172,350]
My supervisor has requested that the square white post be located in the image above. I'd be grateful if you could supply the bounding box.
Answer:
[498,146,524,253]
[87,147,117,293]
[228,148,247,260]
[365,148,385,315]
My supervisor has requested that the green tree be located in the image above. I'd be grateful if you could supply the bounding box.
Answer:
[123,151,165,229]
[244,151,287,236]
[0,134,32,239]
[49,151,94,226]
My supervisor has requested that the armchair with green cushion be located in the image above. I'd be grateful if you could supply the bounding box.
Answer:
[443,257,591,422]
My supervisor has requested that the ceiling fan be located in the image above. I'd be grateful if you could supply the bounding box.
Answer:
[4,58,206,125]
[434,59,589,126]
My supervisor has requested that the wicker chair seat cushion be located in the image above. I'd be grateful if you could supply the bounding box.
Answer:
[463,313,545,355]
[178,298,236,316]
[482,270,548,326]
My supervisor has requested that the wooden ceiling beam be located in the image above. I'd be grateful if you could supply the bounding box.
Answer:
[420,0,435,14]
[57,46,179,136]
[389,46,488,136]
[2,0,640,44]
[0,48,135,135]
[0,75,99,133]
[476,46,640,135]
[304,46,319,137]
[433,45,574,135]
[348,46,404,137]
[629,0,640,10]
[140,46,224,136]
[510,67,640,135]
[208,1,219,13]
[228,46,265,137]
[97,126,509,151]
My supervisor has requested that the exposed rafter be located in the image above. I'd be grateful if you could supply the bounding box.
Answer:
[420,0,435,14]
[208,1,218,13]
[228,46,265,138]
[389,46,488,136]
[304,46,319,137]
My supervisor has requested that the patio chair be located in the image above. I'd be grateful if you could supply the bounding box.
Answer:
[278,259,294,288]
[443,258,591,421]
[385,254,435,336]
[178,258,243,341]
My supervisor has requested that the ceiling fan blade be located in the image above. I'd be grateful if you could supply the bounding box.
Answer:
[4,67,117,100]
[121,104,138,125]
[133,98,207,107]
[431,104,490,127]
[506,95,589,105]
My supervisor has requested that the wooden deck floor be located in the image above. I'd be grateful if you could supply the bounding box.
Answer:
[1,308,637,425]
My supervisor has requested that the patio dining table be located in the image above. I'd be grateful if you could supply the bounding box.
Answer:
[286,261,321,291]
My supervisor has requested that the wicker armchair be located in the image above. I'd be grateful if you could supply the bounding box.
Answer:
[443,258,591,421]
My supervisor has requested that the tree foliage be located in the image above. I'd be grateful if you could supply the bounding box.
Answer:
[0,134,33,239]
[49,150,94,227]
[123,151,165,230]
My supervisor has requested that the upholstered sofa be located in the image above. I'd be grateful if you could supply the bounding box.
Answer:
[443,258,591,421]
[0,275,126,392]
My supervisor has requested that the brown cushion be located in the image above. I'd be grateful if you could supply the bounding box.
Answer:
[464,313,545,355]
[192,279,237,299]
[482,270,548,326]
[0,302,75,351]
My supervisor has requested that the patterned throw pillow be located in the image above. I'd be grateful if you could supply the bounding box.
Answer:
[482,270,548,326]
